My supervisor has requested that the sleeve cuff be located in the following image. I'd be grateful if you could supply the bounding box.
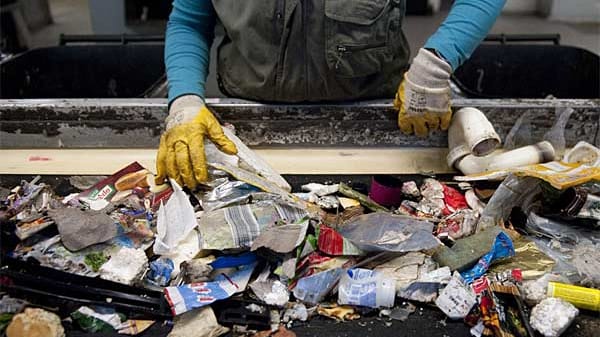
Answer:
[168,84,205,105]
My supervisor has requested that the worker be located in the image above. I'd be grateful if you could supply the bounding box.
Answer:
[156,0,506,189]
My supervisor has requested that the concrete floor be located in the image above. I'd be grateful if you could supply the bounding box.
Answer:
[28,0,92,47]
[22,0,600,97]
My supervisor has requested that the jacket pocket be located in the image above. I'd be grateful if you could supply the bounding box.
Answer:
[325,0,401,78]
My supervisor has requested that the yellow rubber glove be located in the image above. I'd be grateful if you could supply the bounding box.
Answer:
[155,95,237,189]
[394,48,453,137]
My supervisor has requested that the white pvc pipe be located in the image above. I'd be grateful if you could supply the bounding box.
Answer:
[448,107,556,175]
[447,107,501,169]
[455,141,556,175]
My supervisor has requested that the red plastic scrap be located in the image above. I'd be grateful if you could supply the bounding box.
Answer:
[317,225,345,256]
[290,252,334,289]
[442,184,468,216]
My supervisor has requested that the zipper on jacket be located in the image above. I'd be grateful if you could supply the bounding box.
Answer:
[335,42,386,70]
[274,0,287,98]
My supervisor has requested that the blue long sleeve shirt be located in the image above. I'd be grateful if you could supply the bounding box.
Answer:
[165,0,506,102]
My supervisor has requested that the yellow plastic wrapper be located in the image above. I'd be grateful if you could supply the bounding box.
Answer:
[489,235,555,280]
[511,161,600,189]
[456,161,600,190]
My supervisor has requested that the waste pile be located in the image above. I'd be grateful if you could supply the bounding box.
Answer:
[1,108,600,337]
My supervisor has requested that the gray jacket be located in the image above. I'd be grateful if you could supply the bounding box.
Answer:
[213,0,410,102]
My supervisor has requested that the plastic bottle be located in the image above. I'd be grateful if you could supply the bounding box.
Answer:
[293,268,344,305]
[338,268,395,308]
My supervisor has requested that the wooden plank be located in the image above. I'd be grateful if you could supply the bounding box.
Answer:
[0,148,452,175]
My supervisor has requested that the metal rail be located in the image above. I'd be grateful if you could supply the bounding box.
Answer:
[1,98,599,149]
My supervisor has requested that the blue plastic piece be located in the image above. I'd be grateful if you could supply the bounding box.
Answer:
[460,231,515,284]
[147,258,175,287]
[209,252,257,269]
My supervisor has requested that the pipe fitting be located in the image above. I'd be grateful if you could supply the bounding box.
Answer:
[448,107,556,175]
[455,141,556,175]
[447,107,501,169]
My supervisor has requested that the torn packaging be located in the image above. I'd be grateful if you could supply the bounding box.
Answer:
[317,224,364,256]
[220,126,291,192]
[154,179,197,255]
[441,184,468,215]
[487,282,536,337]
[435,272,477,320]
[198,180,261,212]
[209,162,294,201]
[316,195,339,209]
[339,213,440,253]
[164,261,258,315]
[373,252,437,291]
[2,176,47,222]
[15,215,54,240]
[294,252,351,282]
[397,267,450,303]
[488,235,555,280]
[250,279,289,307]
[320,205,364,227]
[251,218,309,253]
[198,200,308,250]
[75,162,171,211]
[436,209,478,240]
[434,226,504,271]
[460,231,515,284]
[14,235,111,277]
[147,258,175,287]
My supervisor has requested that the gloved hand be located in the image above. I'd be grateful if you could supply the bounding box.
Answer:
[394,48,453,137]
[155,95,237,189]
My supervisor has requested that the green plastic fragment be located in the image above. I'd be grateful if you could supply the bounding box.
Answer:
[84,252,108,272]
